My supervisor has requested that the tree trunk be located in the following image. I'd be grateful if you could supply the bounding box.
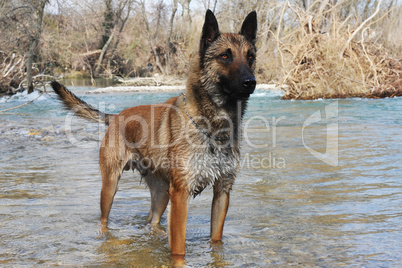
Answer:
[179,0,192,24]
[26,0,47,94]
[99,0,114,49]
[212,0,218,13]
[141,0,166,75]
[95,26,116,77]
[26,48,34,94]
[165,0,178,75]
[108,0,134,77]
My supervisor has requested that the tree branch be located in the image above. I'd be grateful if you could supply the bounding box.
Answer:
[339,0,383,59]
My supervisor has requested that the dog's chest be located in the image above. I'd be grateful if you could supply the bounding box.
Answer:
[186,144,239,196]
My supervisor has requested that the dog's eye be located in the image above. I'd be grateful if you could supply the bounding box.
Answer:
[218,50,232,63]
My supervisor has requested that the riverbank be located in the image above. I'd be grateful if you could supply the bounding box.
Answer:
[2,73,401,100]
[86,83,281,94]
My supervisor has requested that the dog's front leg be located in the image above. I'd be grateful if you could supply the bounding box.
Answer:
[210,183,230,242]
[168,185,189,256]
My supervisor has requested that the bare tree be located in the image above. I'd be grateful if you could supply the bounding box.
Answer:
[99,0,115,50]
[165,0,178,75]
[25,0,48,93]
[95,0,136,77]
[140,0,168,75]
[199,0,218,12]
[0,0,48,93]
[107,0,136,75]
[179,0,192,23]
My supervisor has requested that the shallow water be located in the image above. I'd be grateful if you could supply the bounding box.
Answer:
[0,84,401,266]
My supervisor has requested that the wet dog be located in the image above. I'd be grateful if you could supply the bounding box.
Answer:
[51,9,257,257]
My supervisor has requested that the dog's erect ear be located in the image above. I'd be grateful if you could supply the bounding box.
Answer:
[200,10,220,54]
[240,11,257,45]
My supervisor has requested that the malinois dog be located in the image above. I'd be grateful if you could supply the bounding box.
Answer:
[51,10,257,257]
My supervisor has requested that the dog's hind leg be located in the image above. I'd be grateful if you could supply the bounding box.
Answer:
[145,175,170,225]
[100,167,122,227]
[99,144,127,227]
[210,180,230,242]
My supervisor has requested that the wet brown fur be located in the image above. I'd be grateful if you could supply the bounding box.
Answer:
[51,10,257,257]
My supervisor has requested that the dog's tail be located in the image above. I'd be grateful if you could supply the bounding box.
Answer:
[51,81,113,125]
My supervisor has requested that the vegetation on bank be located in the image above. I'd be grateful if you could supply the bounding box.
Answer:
[0,0,401,99]
[277,1,402,99]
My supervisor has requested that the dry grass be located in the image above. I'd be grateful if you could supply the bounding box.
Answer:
[0,51,55,95]
[0,52,25,94]
[277,5,402,99]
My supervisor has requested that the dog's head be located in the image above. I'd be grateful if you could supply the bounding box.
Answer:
[199,10,257,104]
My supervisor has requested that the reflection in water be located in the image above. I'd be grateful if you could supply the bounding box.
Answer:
[0,88,401,266]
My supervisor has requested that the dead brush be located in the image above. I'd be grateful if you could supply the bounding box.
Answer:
[0,51,26,94]
[277,3,402,100]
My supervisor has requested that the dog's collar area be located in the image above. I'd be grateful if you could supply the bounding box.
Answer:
[181,92,227,142]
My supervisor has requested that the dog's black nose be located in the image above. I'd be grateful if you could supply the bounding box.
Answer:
[242,77,256,92]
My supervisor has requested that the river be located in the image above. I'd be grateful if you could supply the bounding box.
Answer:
[1,82,401,266]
